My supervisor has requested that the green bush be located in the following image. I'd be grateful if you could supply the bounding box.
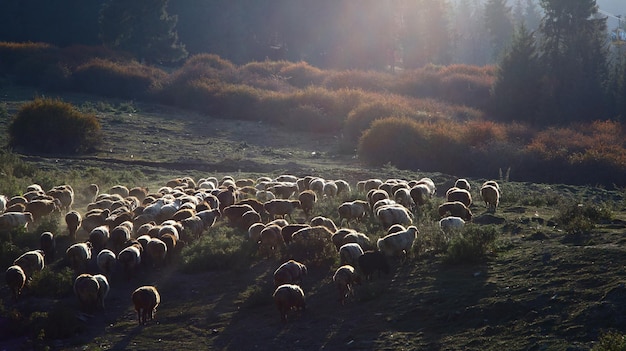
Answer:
[180,227,256,272]
[8,98,102,155]
[444,225,497,264]
[555,202,613,235]
[593,331,626,351]
[29,267,74,298]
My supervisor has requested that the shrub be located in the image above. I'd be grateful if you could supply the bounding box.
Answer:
[322,69,393,92]
[593,331,626,351]
[8,98,102,155]
[0,42,59,78]
[180,227,256,272]
[444,225,497,264]
[554,202,613,235]
[29,267,74,298]
[278,61,326,88]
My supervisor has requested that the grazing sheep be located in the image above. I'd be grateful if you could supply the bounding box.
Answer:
[109,224,132,254]
[14,250,45,279]
[5,265,26,301]
[280,224,310,245]
[273,259,307,287]
[308,178,325,196]
[409,184,432,210]
[109,185,130,198]
[269,183,299,199]
[81,209,109,234]
[93,274,110,309]
[323,181,338,198]
[337,200,369,227]
[339,243,364,267]
[118,245,142,280]
[394,188,414,210]
[310,216,337,233]
[297,190,317,218]
[26,198,61,221]
[66,242,92,273]
[367,189,389,212]
[0,212,34,231]
[146,238,168,268]
[446,188,472,208]
[335,179,351,196]
[248,222,266,243]
[363,179,384,193]
[376,204,413,229]
[291,225,334,243]
[454,178,471,191]
[480,184,500,213]
[416,177,436,197]
[196,208,221,229]
[132,286,161,325]
[273,284,306,323]
[331,228,357,251]
[358,250,390,280]
[341,232,372,251]
[333,265,361,305]
[438,201,473,221]
[65,210,82,240]
[258,225,285,257]
[97,249,117,276]
[439,216,466,237]
[88,225,110,254]
[74,273,100,313]
[39,231,56,263]
[216,185,237,212]
[255,190,275,202]
[376,226,419,260]
[264,199,301,221]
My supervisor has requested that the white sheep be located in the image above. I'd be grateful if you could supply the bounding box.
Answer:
[337,200,369,227]
[96,249,117,276]
[0,212,34,231]
[264,199,301,221]
[93,274,110,309]
[438,216,466,238]
[376,204,413,229]
[14,250,45,279]
[339,243,364,267]
[377,225,419,260]
[416,177,436,197]
[481,184,501,213]
[446,188,472,207]
[66,242,92,273]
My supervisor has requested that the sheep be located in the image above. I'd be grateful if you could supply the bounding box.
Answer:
[323,181,338,198]
[331,228,357,251]
[455,178,471,191]
[258,224,285,257]
[39,231,56,263]
[180,216,205,240]
[158,222,180,240]
[88,225,110,254]
[308,178,325,196]
[0,212,34,231]
[482,180,501,194]
[93,274,110,309]
[47,185,74,211]
[439,216,466,238]
[394,187,414,211]
[297,190,317,218]
[7,195,27,208]
[65,210,82,240]
[310,216,337,233]
[109,224,132,254]
[129,186,149,202]
[96,249,117,276]
[269,182,299,199]
[268,218,289,228]
[196,208,221,229]
[264,199,301,221]
[74,273,100,314]
[146,238,168,268]
[438,201,473,221]
[339,243,364,267]
[25,198,61,221]
[480,184,500,213]
[66,242,92,273]
[216,185,237,212]
[387,224,407,235]
[333,265,361,305]
[446,188,472,208]
[273,284,306,323]
[409,184,431,210]
[416,177,436,197]
[248,222,266,243]
[118,245,142,280]
[171,208,195,222]
[273,259,307,287]
[81,209,110,234]
[132,286,161,325]
[223,204,256,228]
[337,200,369,227]
[358,250,390,280]
[255,190,275,202]
[335,179,351,196]
[280,224,310,245]
[160,233,178,262]
[109,185,130,198]
[367,189,389,211]
[363,178,384,193]
[376,204,413,229]
[376,225,419,260]
[341,232,372,251]
[14,250,45,279]
[5,265,26,301]
[238,198,267,218]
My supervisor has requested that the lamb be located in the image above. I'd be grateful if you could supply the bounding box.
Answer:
[446,188,472,207]
[39,231,56,263]
[74,273,101,314]
[339,243,364,267]
[438,216,466,237]
[0,212,34,231]
[66,242,92,273]
[273,284,306,322]
[376,204,413,229]
[358,250,390,280]
[5,265,26,301]
[273,259,307,287]
[337,200,369,227]
[65,210,82,240]
[93,274,110,309]
[376,225,419,260]
[333,265,361,305]
[264,199,301,221]
[258,224,285,256]
[297,190,317,218]
[96,249,117,276]
[14,250,45,279]
[438,201,473,221]
[310,216,337,233]
[480,184,500,213]
[132,285,161,325]
[25,198,61,221]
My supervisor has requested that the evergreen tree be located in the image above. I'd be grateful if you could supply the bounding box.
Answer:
[538,0,609,123]
[99,0,187,64]
[484,0,515,60]
[401,0,452,68]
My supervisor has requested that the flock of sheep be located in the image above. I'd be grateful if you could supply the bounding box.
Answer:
[2,173,500,324]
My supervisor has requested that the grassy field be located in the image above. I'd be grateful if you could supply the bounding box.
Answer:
[1,90,626,351]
